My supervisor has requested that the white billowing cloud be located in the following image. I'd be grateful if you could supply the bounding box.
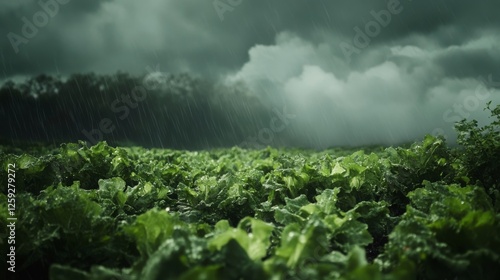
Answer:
[227,32,347,87]
[285,66,343,105]
[281,62,427,147]
[228,33,320,84]
[228,32,500,148]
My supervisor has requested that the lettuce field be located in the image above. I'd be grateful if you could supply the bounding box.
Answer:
[1,104,499,280]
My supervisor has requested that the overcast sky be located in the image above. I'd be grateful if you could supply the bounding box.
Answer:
[1,0,499,147]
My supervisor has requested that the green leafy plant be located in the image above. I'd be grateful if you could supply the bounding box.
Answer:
[455,102,500,209]
[1,103,499,279]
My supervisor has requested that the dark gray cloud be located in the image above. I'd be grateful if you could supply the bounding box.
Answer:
[1,0,499,79]
[1,0,499,147]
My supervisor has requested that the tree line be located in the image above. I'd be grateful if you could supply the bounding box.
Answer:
[0,72,273,149]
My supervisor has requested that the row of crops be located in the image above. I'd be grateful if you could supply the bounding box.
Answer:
[1,104,499,279]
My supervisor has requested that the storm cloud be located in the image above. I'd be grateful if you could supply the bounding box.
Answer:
[1,0,499,148]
